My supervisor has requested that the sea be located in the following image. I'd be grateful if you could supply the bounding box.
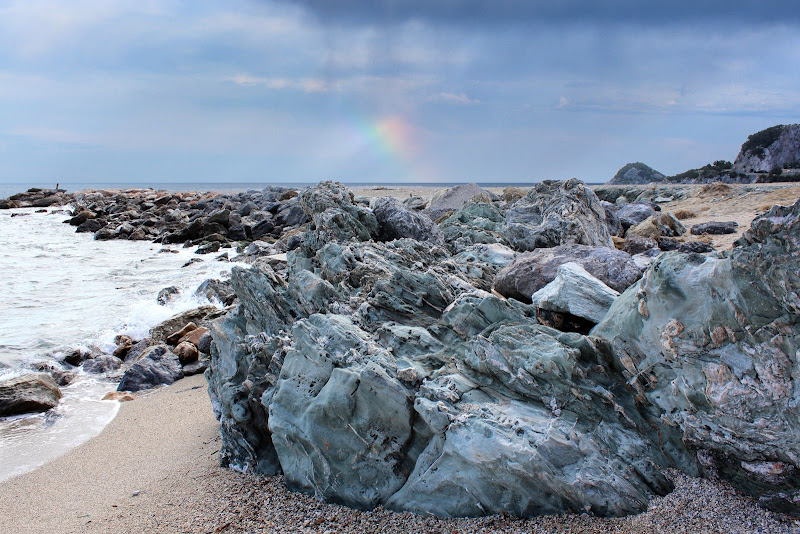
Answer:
[0,191,253,482]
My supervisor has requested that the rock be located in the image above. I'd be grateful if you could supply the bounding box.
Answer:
[69,210,96,226]
[531,262,620,324]
[623,235,659,255]
[196,241,221,254]
[117,345,184,392]
[0,374,62,416]
[157,286,180,305]
[424,183,498,222]
[690,221,739,235]
[166,322,198,346]
[274,203,308,228]
[503,186,527,202]
[112,335,134,359]
[298,181,378,253]
[680,241,714,253]
[75,218,106,233]
[439,202,506,252]
[373,197,443,244]
[733,123,800,173]
[206,209,230,227]
[626,212,685,239]
[194,279,236,306]
[83,355,123,374]
[29,362,77,387]
[493,244,642,303]
[102,391,136,402]
[182,358,209,376]
[174,341,199,365]
[61,348,92,366]
[592,197,800,514]
[504,179,614,251]
[615,203,656,232]
[608,162,666,185]
[178,326,209,348]
[402,196,428,210]
[149,306,224,345]
[196,330,213,354]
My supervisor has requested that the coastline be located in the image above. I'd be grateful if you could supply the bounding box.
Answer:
[2,182,800,532]
[0,373,795,533]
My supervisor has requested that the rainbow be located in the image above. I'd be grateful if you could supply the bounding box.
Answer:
[342,114,439,182]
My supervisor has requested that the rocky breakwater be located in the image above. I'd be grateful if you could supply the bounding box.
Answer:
[31,185,309,252]
[0,187,71,210]
[207,180,715,518]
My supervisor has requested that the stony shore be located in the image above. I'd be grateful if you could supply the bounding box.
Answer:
[0,373,796,534]
[2,181,800,532]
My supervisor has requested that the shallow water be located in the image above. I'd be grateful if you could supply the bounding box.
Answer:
[0,206,241,481]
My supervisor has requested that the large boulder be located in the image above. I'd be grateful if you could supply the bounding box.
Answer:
[117,345,184,392]
[493,244,643,303]
[504,179,614,251]
[0,373,62,416]
[206,197,684,519]
[532,262,620,324]
[592,198,800,513]
[298,181,378,253]
[372,196,443,244]
[438,202,506,252]
[424,183,498,222]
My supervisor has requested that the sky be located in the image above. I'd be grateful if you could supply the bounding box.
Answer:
[1,1,799,185]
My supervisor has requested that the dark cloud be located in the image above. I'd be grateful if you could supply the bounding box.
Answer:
[272,0,800,26]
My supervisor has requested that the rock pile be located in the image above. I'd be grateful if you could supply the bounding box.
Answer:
[206,180,799,518]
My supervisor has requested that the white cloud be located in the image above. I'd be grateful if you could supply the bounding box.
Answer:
[429,92,479,105]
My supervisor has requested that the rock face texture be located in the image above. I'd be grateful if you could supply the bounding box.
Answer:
[373,196,443,244]
[608,162,666,185]
[592,198,800,514]
[734,124,800,173]
[532,262,620,324]
[493,244,643,303]
[504,179,614,251]
[0,373,62,416]
[206,181,799,518]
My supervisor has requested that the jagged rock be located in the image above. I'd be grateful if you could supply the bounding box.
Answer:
[166,322,198,346]
[504,179,614,251]
[373,197,443,244]
[679,241,714,254]
[733,124,800,173]
[493,244,642,303]
[439,202,506,252]
[402,196,428,210]
[690,221,738,235]
[592,198,800,514]
[206,184,687,519]
[299,181,378,253]
[0,374,62,416]
[194,278,236,306]
[608,162,666,185]
[424,183,498,222]
[197,330,213,354]
[532,262,619,324]
[117,345,184,392]
[182,358,209,376]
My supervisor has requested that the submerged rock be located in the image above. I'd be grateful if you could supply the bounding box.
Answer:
[0,373,62,416]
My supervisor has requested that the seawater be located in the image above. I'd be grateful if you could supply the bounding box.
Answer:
[0,206,242,481]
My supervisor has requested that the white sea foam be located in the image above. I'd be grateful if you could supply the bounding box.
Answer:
[0,206,241,481]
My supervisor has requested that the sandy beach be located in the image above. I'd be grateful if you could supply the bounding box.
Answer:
[0,372,796,534]
[2,182,800,533]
